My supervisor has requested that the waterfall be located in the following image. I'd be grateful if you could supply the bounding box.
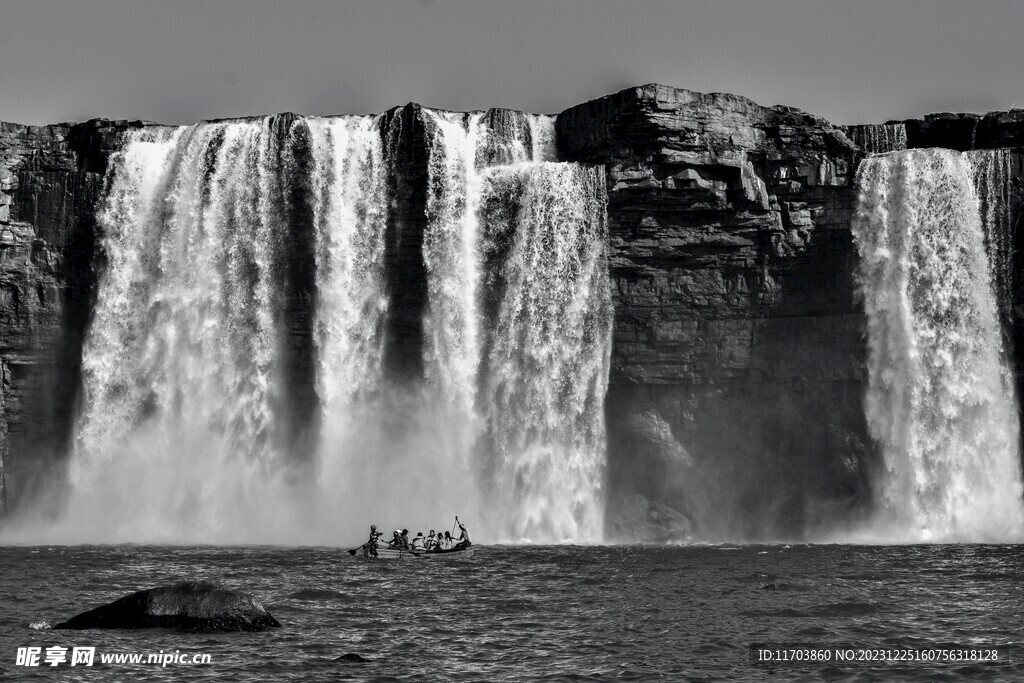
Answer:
[423,110,610,541]
[62,116,390,543]
[307,116,392,507]
[853,149,1024,542]
[422,110,486,471]
[72,120,292,541]
[75,126,187,464]
[420,108,548,503]
[19,105,609,545]
[480,163,612,541]
[528,114,557,162]
[846,123,908,155]
[968,149,1015,332]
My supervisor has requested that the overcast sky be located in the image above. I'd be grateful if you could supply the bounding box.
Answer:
[1,0,1020,126]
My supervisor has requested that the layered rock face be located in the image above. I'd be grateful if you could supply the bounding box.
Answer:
[379,104,431,383]
[0,119,146,511]
[558,85,870,539]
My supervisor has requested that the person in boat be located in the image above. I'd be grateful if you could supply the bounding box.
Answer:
[387,530,402,548]
[365,525,384,557]
[453,517,472,550]
[400,529,411,550]
[441,531,452,550]
[411,532,425,551]
[425,530,437,550]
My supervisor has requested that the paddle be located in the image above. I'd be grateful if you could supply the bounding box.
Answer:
[349,538,380,556]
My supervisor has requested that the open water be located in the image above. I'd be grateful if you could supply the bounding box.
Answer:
[1,544,1021,681]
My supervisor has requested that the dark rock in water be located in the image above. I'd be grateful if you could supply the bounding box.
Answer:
[335,653,370,663]
[53,581,281,631]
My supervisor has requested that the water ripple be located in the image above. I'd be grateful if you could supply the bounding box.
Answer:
[0,544,1020,681]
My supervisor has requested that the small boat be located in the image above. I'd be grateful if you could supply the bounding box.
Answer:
[348,544,475,560]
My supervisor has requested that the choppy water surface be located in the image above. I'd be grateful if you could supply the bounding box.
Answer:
[1,544,1021,681]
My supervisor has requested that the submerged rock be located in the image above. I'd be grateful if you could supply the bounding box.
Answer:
[53,581,281,631]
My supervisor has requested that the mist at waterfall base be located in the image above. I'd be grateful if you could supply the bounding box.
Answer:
[4,112,612,546]
[851,148,1024,543]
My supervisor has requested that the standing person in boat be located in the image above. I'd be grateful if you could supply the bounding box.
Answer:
[453,517,472,550]
[365,525,384,557]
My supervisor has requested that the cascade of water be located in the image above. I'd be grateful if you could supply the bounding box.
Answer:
[58,115,394,543]
[419,109,555,479]
[853,149,1024,542]
[423,110,611,541]
[847,123,908,155]
[422,110,487,480]
[968,149,1014,331]
[27,105,610,545]
[306,116,390,483]
[75,126,186,462]
[480,163,612,541]
[528,114,557,162]
[71,120,295,541]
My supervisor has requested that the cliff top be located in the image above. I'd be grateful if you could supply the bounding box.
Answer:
[4,83,1024,154]
[0,84,800,131]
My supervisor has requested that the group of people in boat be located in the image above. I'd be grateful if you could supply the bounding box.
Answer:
[364,517,472,555]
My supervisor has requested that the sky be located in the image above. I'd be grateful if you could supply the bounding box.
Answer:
[0,0,1021,126]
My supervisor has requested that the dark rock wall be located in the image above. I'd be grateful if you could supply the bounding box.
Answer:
[1006,155,1024,408]
[380,104,431,384]
[271,114,322,459]
[557,85,871,539]
[0,119,143,510]
[902,111,1024,152]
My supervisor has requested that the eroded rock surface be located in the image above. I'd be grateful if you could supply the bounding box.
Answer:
[54,581,281,631]
[0,119,146,512]
[558,84,871,539]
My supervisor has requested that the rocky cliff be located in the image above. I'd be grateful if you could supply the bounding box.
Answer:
[2,85,1021,540]
[0,119,146,511]
[557,85,870,539]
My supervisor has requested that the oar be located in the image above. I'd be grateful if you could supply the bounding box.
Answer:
[347,544,367,556]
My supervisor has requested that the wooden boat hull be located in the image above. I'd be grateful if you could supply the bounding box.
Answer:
[350,545,474,559]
